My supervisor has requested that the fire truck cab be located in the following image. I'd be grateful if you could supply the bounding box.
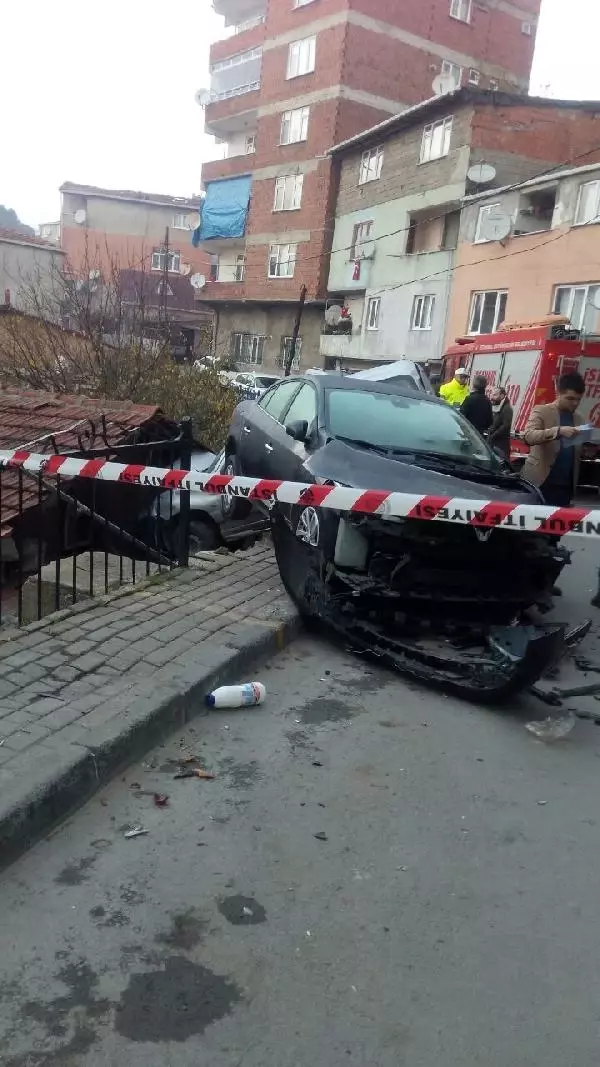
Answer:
[443,317,600,489]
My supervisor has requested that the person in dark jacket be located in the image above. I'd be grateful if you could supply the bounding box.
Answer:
[488,386,513,459]
[460,375,493,436]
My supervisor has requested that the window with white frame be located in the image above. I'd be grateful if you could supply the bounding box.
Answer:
[279,336,303,369]
[450,0,472,22]
[553,284,600,331]
[286,36,316,79]
[350,220,374,260]
[468,68,480,85]
[273,174,304,211]
[420,117,453,163]
[294,0,317,6]
[172,212,189,229]
[474,202,502,243]
[441,60,462,90]
[468,290,508,334]
[359,146,383,185]
[235,254,246,282]
[268,243,298,278]
[151,248,181,273]
[231,333,266,365]
[575,180,600,226]
[280,106,310,145]
[245,134,256,154]
[411,294,435,331]
[366,296,381,330]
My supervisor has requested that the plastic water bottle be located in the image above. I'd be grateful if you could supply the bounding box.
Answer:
[206,682,266,708]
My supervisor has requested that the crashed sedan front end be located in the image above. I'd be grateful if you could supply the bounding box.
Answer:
[271,454,569,703]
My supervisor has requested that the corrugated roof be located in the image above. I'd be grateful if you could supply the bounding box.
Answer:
[60,182,202,209]
[0,390,163,537]
[0,228,65,251]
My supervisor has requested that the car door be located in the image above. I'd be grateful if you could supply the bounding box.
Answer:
[269,382,319,483]
[240,379,302,477]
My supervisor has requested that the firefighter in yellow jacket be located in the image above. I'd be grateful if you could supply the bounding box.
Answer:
[439,367,469,407]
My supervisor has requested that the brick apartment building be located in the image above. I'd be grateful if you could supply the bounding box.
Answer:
[196,0,541,373]
[324,91,600,369]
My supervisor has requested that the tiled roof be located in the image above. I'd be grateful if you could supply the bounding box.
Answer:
[0,390,164,537]
[60,182,201,209]
[0,228,65,251]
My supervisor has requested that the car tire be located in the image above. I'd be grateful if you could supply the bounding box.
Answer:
[271,507,332,628]
[162,515,220,557]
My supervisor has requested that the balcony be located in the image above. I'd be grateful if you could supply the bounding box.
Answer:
[213,0,265,26]
[210,18,265,65]
[202,154,254,184]
[320,333,370,362]
[194,280,245,303]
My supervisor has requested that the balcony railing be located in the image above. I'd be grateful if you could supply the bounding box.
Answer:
[208,82,260,103]
[235,13,265,32]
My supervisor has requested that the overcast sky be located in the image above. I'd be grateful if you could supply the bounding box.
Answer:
[2,0,599,228]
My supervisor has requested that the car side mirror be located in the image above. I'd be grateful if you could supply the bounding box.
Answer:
[286,419,309,442]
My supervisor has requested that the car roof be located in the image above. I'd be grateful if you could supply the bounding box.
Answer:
[297,373,443,403]
[351,360,422,381]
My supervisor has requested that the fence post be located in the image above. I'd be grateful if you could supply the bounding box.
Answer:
[177,417,193,568]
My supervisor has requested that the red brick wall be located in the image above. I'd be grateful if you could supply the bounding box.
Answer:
[264,0,348,37]
[209,22,266,66]
[257,25,347,108]
[472,104,600,168]
[61,227,209,277]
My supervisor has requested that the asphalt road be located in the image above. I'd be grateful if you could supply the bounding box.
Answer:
[2,538,600,1066]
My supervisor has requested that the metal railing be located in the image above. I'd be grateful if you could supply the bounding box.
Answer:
[0,418,193,629]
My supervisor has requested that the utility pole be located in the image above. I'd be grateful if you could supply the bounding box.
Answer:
[285,284,307,377]
[162,225,170,330]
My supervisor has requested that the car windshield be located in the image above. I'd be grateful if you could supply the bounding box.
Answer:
[326,388,496,466]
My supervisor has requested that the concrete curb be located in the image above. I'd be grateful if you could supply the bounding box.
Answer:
[0,607,302,869]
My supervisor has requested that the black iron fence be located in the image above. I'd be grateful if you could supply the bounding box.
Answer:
[0,418,193,630]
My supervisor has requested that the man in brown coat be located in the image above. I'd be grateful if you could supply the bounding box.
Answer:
[522,372,585,507]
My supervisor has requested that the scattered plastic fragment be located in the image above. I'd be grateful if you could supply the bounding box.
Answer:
[125,827,148,839]
[0,739,5,747]
[130,782,141,790]
[206,682,266,708]
[242,906,253,917]
[312,761,323,768]
[153,793,169,807]
[314,831,328,841]
[174,768,216,780]
[525,713,576,741]
[537,801,548,807]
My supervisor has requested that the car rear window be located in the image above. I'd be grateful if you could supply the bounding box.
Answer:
[326,388,492,463]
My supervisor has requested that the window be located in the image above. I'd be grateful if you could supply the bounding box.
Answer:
[406,209,460,253]
[151,248,181,273]
[294,0,317,6]
[468,68,480,85]
[273,174,304,211]
[359,146,383,185]
[411,294,435,331]
[286,36,316,79]
[326,389,494,466]
[235,254,246,282]
[260,380,301,420]
[450,0,472,22]
[172,213,188,229]
[268,243,298,278]
[575,180,600,226]
[350,220,374,260]
[441,60,462,90]
[231,332,266,365]
[283,382,317,429]
[468,290,508,334]
[514,187,556,235]
[553,284,600,332]
[245,135,256,154]
[474,202,502,243]
[489,78,499,91]
[280,106,310,144]
[420,117,453,163]
[279,336,303,371]
[209,254,219,281]
[366,296,381,330]
[522,21,532,35]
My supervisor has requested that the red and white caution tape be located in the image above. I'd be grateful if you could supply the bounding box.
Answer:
[2,448,600,538]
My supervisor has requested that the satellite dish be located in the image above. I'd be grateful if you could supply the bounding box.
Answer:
[325,304,343,327]
[187,211,201,231]
[432,74,456,96]
[195,88,215,107]
[190,274,206,290]
[467,162,497,185]
[73,209,87,225]
[480,210,512,242]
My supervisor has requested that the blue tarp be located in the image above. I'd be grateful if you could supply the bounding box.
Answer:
[194,176,252,243]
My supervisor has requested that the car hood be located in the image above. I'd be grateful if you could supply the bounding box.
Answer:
[304,438,541,504]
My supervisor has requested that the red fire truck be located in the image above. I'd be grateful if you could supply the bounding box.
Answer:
[443,318,600,488]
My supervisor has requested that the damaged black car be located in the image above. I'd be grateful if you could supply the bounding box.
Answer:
[225,374,572,702]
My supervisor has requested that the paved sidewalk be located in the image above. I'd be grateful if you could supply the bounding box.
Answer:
[0,543,299,865]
